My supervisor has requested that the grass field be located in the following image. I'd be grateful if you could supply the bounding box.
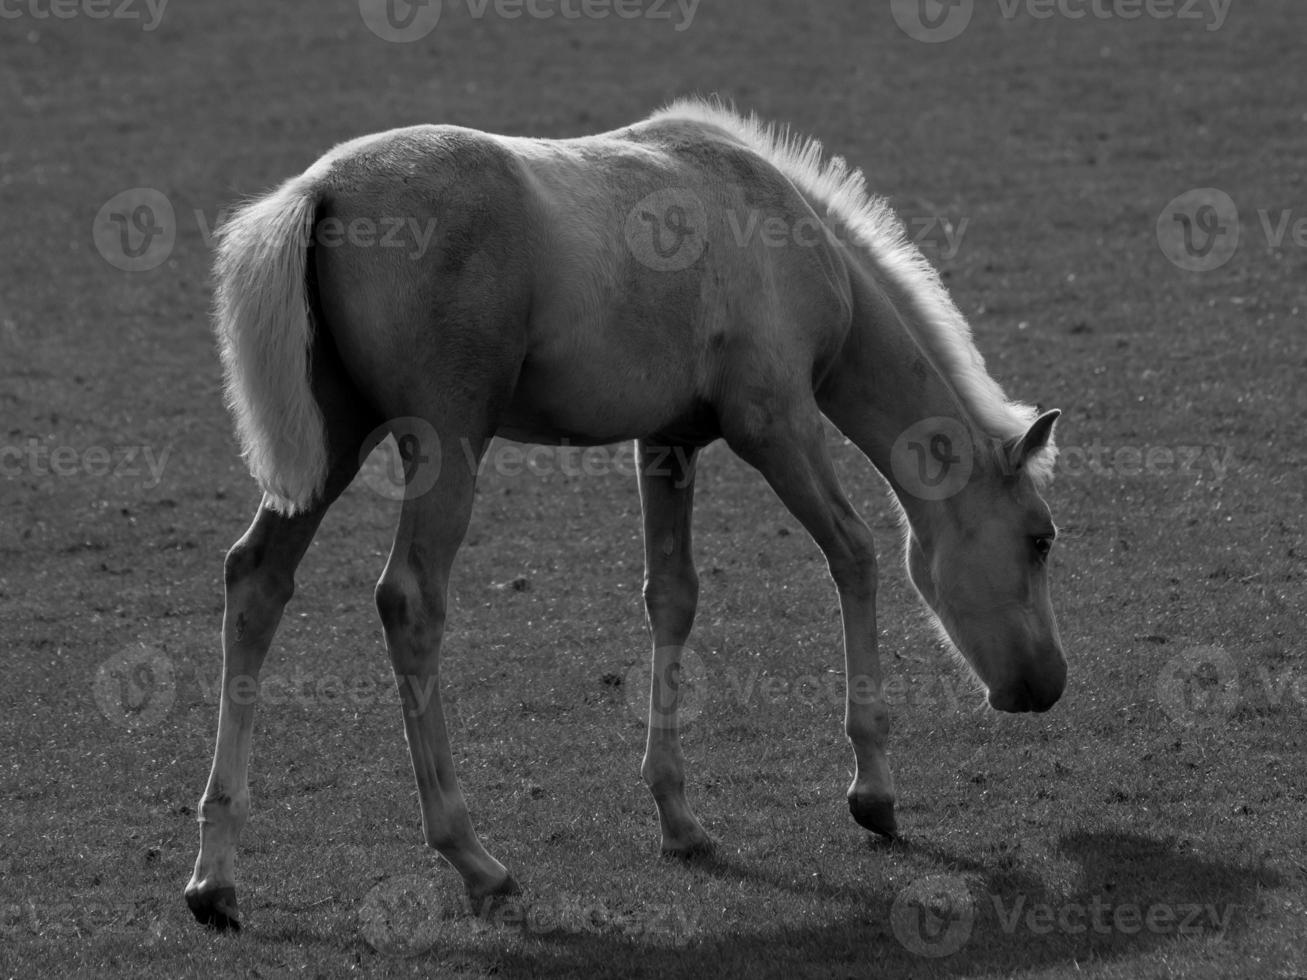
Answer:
[2,1,1306,977]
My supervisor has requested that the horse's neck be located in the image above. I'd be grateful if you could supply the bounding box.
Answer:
[834,251,982,524]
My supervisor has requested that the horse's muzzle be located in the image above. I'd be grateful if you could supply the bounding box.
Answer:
[988,664,1066,713]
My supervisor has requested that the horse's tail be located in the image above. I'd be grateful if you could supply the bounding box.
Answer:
[213,174,327,515]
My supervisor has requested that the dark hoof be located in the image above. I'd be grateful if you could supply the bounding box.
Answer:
[660,836,717,862]
[186,884,241,932]
[468,872,521,918]
[849,794,898,839]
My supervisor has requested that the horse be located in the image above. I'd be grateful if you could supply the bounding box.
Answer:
[185,98,1067,931]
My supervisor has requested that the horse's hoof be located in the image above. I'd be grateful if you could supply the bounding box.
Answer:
[467,871,521,917]
[186,884,242,932]
[660,835,717,862]
[848,794,898,839]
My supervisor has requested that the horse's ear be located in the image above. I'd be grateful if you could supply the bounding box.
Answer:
[1008,409,1061,468]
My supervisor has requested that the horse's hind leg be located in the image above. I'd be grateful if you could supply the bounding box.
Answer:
[373,416,519,908]
[636,440,714,857]
[722,395,898,839]
[185,500,330,930]
[186,365,380,930]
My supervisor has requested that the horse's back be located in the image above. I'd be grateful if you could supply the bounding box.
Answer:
[305,118,853,443]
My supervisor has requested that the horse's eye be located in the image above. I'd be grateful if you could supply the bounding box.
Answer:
[1032,536,1053,561]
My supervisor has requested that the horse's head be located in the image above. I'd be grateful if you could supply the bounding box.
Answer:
[905,410,1067,713]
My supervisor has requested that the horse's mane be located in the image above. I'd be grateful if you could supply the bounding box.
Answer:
[647,97,1055,484]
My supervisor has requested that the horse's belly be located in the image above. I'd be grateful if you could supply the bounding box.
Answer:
[497,344,713,446]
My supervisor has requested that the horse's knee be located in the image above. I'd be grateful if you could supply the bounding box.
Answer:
[643,567,699,627]
[374,574,411,630]
[375,568,445,639]
[827,521,877,596]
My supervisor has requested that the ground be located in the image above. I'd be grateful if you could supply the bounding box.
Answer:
[1,1,1305,978]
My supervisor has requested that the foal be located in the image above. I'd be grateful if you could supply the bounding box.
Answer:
[186,99,1066,930]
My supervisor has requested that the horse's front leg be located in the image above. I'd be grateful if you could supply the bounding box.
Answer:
[636,440,714,856]
[722,399,898,839]
[835,546,897,839]
[375,426,518,906]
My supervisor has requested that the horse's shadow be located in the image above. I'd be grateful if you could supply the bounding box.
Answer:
[464,829,1278,978]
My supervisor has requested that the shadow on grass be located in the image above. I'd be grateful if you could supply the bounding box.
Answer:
[416,830,1278,979]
